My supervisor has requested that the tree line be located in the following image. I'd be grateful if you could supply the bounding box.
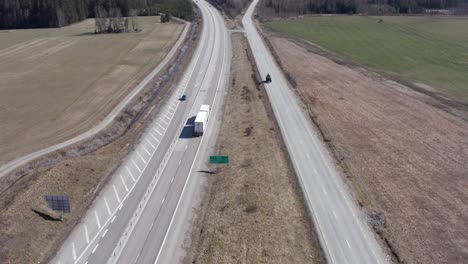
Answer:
[259,0,468,15]
[0,0,192,29]
[207,0,251,16]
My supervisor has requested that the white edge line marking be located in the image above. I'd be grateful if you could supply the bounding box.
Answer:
[110,17,209,264]
[149,132,160,143]
[141,144,151,156]
[104,198,112,215]
[113,185,121,203]
[84,225,90,243]
[94,210,101,228]
[155,5,228,262]
[154,128,163,136]
[71,40,191,260]
[131,159,142,173]
[126,166,136,182]
[136,151,147,164]
[120,174,129,192]
[145,138,156,149]
[72,242,77,260]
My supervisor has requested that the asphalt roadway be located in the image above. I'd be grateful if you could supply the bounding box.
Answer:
[242,1,388,263]
[52,1,230,263]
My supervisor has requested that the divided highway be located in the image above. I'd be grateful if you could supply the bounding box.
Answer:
[243,1,388,264]
[52,1,230,263]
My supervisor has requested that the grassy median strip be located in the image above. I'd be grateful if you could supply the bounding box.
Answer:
[187,33,324,263]
[267,16,468,100]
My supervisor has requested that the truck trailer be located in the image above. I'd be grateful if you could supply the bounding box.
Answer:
[193,104,210,136]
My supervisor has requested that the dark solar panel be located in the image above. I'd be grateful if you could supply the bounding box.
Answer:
[44,195,71,213]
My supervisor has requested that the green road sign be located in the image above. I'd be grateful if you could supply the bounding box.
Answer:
[210,156,229,164]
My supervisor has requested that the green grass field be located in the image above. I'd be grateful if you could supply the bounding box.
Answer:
[267,16,468,100]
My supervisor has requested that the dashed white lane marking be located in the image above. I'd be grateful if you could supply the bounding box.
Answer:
[145,138,155,149]
[179,159,182,165]
[72,242,77,260]
[171,177,174,183]
[131,159,142,173]
[346,239,351,249]
[153,127,163,136]
[94,210,101,228]
[113,185,121,203]
[125,166,136,182]
[84,261,88,264]
[84,225,90,243]
[149,132,160,143]
[185,145,188,150]
[104,198,112,215]
[161,197,166,205]
[332,210,338,219]
[161,117,169,126]
[323,188,328,195]
[102,229,108,238]
[136,151,147,164]
[91,244,99,254]
[111,215,117,223]
[158,123,166,131]
[141,144,151,156]
[120,174,129,192]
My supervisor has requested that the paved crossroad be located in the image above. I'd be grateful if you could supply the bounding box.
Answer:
[52,1,230,263]
[242,1,388,264]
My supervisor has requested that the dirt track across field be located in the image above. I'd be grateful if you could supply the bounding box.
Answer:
[186,33,324,264]
[265,34,468,264]
[0,17,183,166]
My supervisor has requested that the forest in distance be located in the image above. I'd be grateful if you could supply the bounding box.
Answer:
[206,0,468,17]
[260,0,468,16]
[0,0,193,29]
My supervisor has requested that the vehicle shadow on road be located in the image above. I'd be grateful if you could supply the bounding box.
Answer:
[179,116,195,139]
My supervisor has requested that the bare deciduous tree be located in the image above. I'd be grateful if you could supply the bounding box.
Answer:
[130,9,139,31]
[94,5,107,33]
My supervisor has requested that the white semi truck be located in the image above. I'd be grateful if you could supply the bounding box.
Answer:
[193,104,210,136]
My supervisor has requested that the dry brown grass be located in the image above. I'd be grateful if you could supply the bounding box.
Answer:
[0,17,183,165]
[266,35,468,264]
[186,33,323,264]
